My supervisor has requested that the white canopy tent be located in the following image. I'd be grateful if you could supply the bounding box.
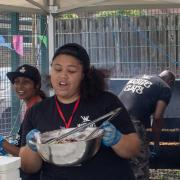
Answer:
[0,0,180,59]
[0,0,180,14]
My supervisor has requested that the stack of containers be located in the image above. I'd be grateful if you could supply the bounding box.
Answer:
[0,156,21,180]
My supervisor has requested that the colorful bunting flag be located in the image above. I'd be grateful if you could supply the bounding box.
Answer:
[0,35,12,49]
[0,34,47,57]
[39,35,48,47]
[13,35,24,56]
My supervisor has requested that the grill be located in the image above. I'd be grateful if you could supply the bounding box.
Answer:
[147,118,180,179]
[147,128,180,169]
[147,128,180,143]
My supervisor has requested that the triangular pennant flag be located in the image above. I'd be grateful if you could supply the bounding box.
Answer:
[0,35,5,43]
[39,35,48,47]
[13,35,24,56]
[0,35,12,49]
[43,36,48,48]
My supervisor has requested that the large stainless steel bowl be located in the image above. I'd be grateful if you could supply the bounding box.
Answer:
[33,127,103,166]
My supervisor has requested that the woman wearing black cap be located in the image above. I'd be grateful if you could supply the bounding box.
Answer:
[0,64,46,180]
[19,43,140,180]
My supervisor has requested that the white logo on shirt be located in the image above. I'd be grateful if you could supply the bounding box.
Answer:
[77,116,96,127]
[81,116,90,122]
[123,78,152,94]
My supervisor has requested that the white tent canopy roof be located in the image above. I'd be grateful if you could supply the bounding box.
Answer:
[0,0,180,14]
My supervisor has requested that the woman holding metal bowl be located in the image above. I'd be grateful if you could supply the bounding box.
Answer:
[19,43,140,180]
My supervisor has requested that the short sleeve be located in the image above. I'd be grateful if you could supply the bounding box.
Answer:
[159,87,172,105]
[21,108,34,146]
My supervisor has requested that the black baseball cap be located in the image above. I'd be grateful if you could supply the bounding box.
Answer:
[6,64,41,85]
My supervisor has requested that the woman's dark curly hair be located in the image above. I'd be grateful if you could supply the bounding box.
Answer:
[80,66,109,99]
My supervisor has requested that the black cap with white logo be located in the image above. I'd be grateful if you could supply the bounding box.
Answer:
[6,64,41,86]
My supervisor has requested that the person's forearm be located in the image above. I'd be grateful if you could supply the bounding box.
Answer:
[19,146,42,173]
[112,133,140,159]
[152,126,161,146]
[152,117,163,146]
[3,140,20,156]
[152,100,167,146]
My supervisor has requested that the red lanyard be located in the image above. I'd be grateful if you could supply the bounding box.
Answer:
[55,96,80,128]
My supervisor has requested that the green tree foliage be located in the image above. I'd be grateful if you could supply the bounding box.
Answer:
[61,13,78,19]
[95,9,143,17]
[60,10,143,20]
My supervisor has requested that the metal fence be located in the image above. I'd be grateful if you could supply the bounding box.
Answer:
[55,8,180,79]
[0,7,180,179]
[1,7,179,138]
[0,12,48,136]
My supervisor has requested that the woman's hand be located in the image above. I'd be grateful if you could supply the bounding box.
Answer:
[101,121,140,159]
[26,129,40,152]
[101,121,122,147]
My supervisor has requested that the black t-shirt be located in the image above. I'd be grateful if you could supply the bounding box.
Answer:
[119,75,172,128]
[22,91,135,180]
[17,121,41,180]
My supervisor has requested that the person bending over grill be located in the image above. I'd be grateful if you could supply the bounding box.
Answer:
[119,70,175,180]
[19,43,140,180]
